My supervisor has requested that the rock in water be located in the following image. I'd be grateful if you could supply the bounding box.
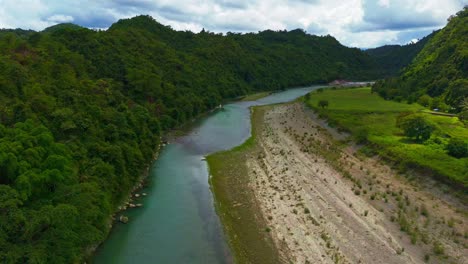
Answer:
[119,215,129,224]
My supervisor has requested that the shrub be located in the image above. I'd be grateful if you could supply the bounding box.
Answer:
[420,204,429,217]
[432,241,444,255]
[354,128,369,144]
[447,218,455,228]
[424,254,430,262]
[318,100,329,108]
[446,138,468,158]
[459,110,468,122]
[430,97,449,112]
[417,95,432,107]
[359,146,375,157]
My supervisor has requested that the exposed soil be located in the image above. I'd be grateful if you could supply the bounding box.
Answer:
[246,102,467,264]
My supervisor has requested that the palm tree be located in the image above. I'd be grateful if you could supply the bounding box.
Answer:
[459,97,468,121]
[460,97,468,111]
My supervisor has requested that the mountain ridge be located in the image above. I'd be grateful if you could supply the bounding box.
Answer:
[372,7,467,111]
[365,31,436,76]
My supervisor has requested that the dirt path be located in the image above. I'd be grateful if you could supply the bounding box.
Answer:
[247,103,467,264]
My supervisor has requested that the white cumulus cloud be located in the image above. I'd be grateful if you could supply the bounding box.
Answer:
[47,14,74,23]
[0,0,466,47]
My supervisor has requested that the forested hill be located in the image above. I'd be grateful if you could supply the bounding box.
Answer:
[0,15,389,262]
[365,31,435,77]
[372,7,467,111]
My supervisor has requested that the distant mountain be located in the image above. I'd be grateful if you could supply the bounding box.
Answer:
[365,32,436,77]
[372,7,468,111]
[42,23,84,33]
[49,15,384,89]
[0,28,35,38]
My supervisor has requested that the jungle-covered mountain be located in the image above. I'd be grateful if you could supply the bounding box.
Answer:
[365,31,435,77]
[372,7,468,111]
[0,15,393,262]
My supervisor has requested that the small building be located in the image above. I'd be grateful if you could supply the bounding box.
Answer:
[329,80,349,86]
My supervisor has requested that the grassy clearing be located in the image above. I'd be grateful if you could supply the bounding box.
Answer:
[207,106,281,264]
[241,91,272,101]
[306,87,468,188]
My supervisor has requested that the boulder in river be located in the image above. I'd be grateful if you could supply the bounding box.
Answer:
[119,215,129,224]
[134,193,140,198]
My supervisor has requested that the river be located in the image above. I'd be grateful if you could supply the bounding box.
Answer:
[93,86,323,263]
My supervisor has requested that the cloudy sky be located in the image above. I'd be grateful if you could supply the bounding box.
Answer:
[0,0,466,48]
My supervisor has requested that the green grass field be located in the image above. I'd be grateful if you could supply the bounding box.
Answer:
[306,87,468,188]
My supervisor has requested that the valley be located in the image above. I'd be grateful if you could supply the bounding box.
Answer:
[0,5,466,263]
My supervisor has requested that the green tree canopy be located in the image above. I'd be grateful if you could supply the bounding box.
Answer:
[397,114,435,142]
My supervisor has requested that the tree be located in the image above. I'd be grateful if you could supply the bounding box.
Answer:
[397,114,435,142]
[461,97,468,111]
[430,97,448,111]
[459,98,468,122]
[446,80,468,111]
[354,128,369,144]
[318,100,329,108]
[417,95,432,107]
[446,138,468,158]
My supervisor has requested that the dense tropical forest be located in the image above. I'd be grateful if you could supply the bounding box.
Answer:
[372,7,467,113]
[0,15,395,262]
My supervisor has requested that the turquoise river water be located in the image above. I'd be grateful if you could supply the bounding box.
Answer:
[93,86,322,263]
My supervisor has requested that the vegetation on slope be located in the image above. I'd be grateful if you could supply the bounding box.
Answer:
[306,87,468,188]
[0,15,387,262]
[372,7,468,112]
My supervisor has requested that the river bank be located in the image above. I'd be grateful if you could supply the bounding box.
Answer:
[207,106,284,263]
[208,102,467,263]
[86,139,163,259]
[96,91,273,240]
[92,86,324,263]
[91,96,239,260]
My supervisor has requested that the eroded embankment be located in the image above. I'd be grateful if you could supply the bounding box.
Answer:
[209,102,467,264]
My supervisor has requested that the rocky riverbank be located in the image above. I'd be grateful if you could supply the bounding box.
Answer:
[86,138,165,259]
[209,102,467,263]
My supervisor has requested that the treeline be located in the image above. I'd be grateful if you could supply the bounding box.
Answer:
[0,15,385,262]
[372,7,468,113]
